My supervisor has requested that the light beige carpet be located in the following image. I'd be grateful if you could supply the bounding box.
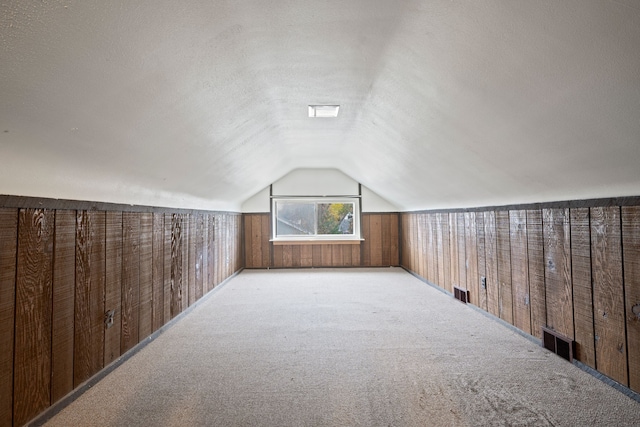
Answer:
[42,268,640,426]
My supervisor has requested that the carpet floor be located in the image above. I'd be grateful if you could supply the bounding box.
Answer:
[43,268,640,426]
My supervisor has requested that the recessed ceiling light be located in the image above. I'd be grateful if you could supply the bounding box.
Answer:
[308,105,340,118]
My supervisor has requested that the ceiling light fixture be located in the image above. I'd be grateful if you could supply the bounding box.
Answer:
[308,105,340,118]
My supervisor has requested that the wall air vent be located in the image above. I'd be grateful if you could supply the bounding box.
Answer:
[308,105,340,118]
[542,326,575,362]
[453,285,469,304]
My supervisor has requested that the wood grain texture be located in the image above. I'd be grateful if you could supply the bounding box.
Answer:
[449,213,460,290]
[465,213,478,306]
[439,212,451,293]
[187,214,196,306]
[543,208,574,338]
[509,210,531,334]
[475,212,488,311]
[429,214,439,283]
[457,213,467,291]
[201,214,209,294]
[181,214,190,311]
[484,211,499,317]
[74,211,105,387]
[104,211,122,366]
[0,209,17,427]
[121,212,140,354]
[361,214,371,267]
[400,214,409,268]
[570,208,595,368]
[496,211,513,324]
[207,214,216,290]
[416,214,425,278]
[283,244,293,267]
[591,207,627,385]
[138,213,153,341]
[261,214,271,268]
[622,206,640,391]
[195,214,205,301]
[381,214,392,268]
[527,210,546,340]
[14,209,54,427]
[163,213,172,322]
[170,214,183,318]
[152,213,164,332]
[370,214,383,266]
[389,213,399,267]
[51,210,76,404]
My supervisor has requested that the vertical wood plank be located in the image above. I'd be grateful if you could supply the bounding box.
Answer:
[527,210,546,339]
[456,213,467,291]
[484,211,499,317]
[152,213,164,332]
[440,213,452,293]
[170,214,183,318]
[187,214,196,306]
[509,210,531,334]
[51,210,76,403]
[476,212,488,311]
[298,245,311,267]
[449,213,460,289]
[622,206,640,391]
[381,214,391,267]
[483,211,500,316]
[261,214,271,268]
[104,212,122,366]
[416,214,425,277]
[208,214,215,290]
[496,211,513,324]
[138,213,153,340]
[435,213,445,290]
[195,214,204,301]
[370,214,383,266]
[273,245,283,268]
[332,245,344,267]
[74,211,105,387]
[0,208,17,427]
[389,213,399,266]
[14,209,54,426]
[242,214,251,268]
[465,213,478,306]
[202,214,209,294]
[362,214,371,266]
[543,208,574,338]
[400,214,409,268]
[283,245,293,267]
[252,214,263,268]
[591,206,627,385]
[182,214,190,310]
[121,212,140,354]
[571,208,596,368]
[163,213,172,321]
[321,244,332,266]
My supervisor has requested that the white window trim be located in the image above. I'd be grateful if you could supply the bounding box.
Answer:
[271,197,362,243]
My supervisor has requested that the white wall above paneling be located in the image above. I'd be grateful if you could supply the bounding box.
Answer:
[2,1,639,211]
[272,169,359,197]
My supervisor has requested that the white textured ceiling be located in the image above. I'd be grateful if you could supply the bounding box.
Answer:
[1,1,639,211]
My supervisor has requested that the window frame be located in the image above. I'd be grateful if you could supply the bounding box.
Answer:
[271,196,362,243]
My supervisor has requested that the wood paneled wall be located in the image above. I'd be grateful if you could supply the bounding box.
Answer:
[401,206,640,393]
[0,206,242,427]
[243,213,400,268]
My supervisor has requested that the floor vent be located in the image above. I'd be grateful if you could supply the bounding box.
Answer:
[453,286,469,304]
[542,326,575,362]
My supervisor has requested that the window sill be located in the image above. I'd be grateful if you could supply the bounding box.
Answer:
[271,239,363,246]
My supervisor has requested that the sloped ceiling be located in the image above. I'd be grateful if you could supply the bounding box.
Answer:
[1,1,639,211]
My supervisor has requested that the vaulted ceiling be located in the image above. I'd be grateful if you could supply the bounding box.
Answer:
[2,1,639,211]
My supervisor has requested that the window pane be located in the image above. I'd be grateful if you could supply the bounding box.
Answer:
[317,203,354,235]
[276,202,315,235]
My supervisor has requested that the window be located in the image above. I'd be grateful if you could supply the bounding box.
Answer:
[272,197,361,242]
